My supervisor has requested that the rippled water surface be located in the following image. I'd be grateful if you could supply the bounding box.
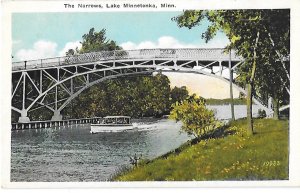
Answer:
[11,105,259,182]
[11,119,192,181]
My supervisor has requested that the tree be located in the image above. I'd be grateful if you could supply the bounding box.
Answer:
[170,86,189,105]
[80,28,122,53]
[134,73,171,117]
[64,28,121,56]
[170,95,221,138]
[175,10,290,134]
[63,74,173,118]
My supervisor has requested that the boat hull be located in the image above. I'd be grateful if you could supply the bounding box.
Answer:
[90,124,134,133]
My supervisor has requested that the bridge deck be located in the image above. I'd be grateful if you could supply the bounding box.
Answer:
[12,48,241,72]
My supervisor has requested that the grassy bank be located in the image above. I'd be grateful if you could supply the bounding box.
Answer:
[114,119,289,181]
[205,98,247,105]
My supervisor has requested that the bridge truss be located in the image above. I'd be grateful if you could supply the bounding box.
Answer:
[11,48,274,123]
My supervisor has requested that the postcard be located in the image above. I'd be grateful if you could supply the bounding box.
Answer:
[1,0,300,190]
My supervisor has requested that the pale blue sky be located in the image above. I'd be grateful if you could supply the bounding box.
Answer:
[12,12,229,61]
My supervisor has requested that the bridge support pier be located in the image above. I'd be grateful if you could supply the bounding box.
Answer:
[51,111,63,121]
[18,111,30,123]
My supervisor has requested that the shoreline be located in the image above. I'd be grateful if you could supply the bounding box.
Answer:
[113,118,289,181]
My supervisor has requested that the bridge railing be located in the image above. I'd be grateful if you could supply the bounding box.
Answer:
[12,48,240,71]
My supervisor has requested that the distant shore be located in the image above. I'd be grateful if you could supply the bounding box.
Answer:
[205,98,247,105]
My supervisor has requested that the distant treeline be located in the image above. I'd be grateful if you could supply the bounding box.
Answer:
[205,98,247,105]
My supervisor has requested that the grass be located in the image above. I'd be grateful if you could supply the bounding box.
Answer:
[113,119,289,181]
[205,98,247,105]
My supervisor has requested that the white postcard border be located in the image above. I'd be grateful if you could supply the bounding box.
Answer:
[1,0,300,189]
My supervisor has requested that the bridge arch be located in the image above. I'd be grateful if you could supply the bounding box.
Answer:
[11,48,273,122]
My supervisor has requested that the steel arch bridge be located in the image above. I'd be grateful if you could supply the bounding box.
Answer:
[11,48,273,123]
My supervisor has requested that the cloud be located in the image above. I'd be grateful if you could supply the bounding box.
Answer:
[120,36,229,50]
[15,40,83,61]
[16,40,57,61]
[120,36,196,50]
[58,41,82,56]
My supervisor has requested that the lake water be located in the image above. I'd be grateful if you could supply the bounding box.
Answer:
[10,105,259,182]
[208,104,260,120]
[11,119,192,181]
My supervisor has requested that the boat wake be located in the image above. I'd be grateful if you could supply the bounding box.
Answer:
[129,123,158,131]
[138,124,158,130]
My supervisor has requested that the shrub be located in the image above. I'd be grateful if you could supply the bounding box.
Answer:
[169,95,222,138]
[257,109,266,118]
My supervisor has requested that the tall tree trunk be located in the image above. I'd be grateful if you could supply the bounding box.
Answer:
[247,31,260,135]
[229,47,235,121]
[246,83,253,135]
[273,94,279,120]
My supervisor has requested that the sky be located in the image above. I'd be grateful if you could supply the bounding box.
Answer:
[11,12,236,99]
[12,12,229,61]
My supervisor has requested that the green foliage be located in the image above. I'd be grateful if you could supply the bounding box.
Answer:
[63,74,172,118]
[169,95,221,138]
[114,119,289,181]
[170,86,189,105]
[64,28,122,56]
[175,10,204,29]
[205,98,247,105]
[80,28,122,53]
[11,111,19,122]
[257,109,266,119]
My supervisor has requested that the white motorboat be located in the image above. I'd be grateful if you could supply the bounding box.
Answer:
[90,116,136,133]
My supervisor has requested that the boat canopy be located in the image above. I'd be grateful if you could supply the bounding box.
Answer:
[102,116,131,124]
